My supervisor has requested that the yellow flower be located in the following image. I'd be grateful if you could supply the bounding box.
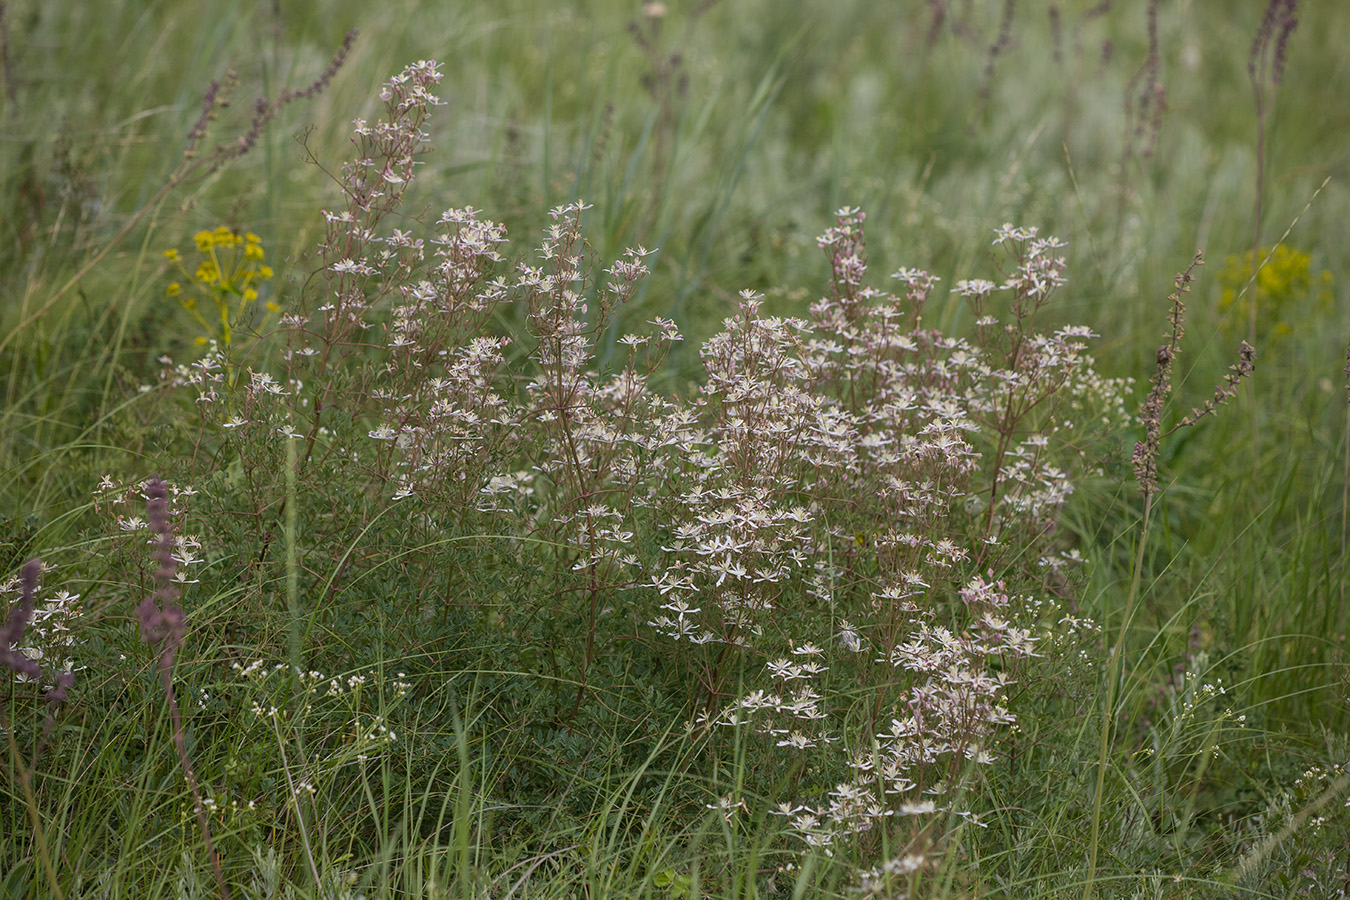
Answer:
[1216,244,1333,341]
[169,224,277,351]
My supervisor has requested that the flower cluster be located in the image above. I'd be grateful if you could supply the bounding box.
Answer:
[146,60,1132,875]
[92,475,204,585]
[1217,244,1332,340]
[211,659,413,830]
[640,210,1128,854]
[1,562,82,686]
[291,59,446,375]
[164,226,276,348]
[368,206,516,508]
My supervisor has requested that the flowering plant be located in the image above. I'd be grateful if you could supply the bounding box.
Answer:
[1217,243,1332,340]
[144,60,1141,877]
[164,226,277,349]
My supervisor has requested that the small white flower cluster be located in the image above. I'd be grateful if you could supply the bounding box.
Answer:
[1236,757,1350,888]
[0,564,84,684]
[1293,762,1348,796]
[93,476,204,587]
[645,209,1124,857]
[136,61,1133,878]
[851,852,931,897]
[154,341,229,402]
[231,660,409,762]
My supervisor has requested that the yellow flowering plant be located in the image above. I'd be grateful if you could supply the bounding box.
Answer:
[164,226,277,349]
[1217,244,1333,340]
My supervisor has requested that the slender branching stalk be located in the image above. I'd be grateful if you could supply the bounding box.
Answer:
[1085,256,1255,900]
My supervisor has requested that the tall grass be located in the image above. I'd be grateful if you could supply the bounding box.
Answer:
[3,1,1349,897]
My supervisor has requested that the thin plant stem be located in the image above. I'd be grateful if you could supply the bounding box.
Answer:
[1084,491,1152,900]
[287,436,302,700]
[1342,342,1349,620]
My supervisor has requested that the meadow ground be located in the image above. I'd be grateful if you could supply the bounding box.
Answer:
[2,1,1349,897]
